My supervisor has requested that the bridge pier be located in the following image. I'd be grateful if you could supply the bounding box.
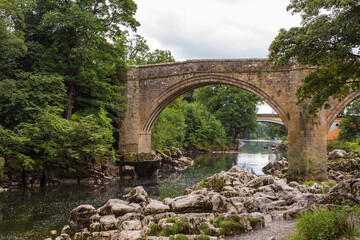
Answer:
[286,109,328,181]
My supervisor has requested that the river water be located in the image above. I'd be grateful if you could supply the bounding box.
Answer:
[0,140,285,239]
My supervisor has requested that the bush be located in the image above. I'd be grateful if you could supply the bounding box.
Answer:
[290,208,359,240]
[1,107,115,172]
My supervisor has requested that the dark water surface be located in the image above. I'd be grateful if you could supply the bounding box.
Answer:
[0,140,285,239]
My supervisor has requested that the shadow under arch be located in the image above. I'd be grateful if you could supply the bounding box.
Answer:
[142,73,287,134]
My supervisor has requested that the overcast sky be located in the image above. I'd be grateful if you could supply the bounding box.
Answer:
[133,0,302,113]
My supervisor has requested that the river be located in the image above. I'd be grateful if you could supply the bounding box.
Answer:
[0,140,286,239]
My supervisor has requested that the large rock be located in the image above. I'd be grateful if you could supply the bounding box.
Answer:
[123,186,149,204]
[99,215,119,231]
[171,192,212,213]
[69,205,96,231]
[322,179,360,204]
[120,220,142,230]
[328,149,347,160]
[98,199,137,217]
[144,200,170,215]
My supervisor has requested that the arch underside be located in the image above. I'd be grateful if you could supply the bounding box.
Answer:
[256,119,285,126]
[142,74,288,133]
[326,92,360,129]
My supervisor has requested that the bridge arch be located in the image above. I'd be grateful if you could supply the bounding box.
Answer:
[326,92,360,129]
[142,74,287,134]
[120,59,343,180]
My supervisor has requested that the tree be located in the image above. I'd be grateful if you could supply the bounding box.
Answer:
[124,33,175,65]
[17,0,139,122]
[268,0,360,114]
[195,85,262,142]
[339,99,360,141]
[0,0,26,79]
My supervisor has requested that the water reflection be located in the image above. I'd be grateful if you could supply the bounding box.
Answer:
[237,140,287,175]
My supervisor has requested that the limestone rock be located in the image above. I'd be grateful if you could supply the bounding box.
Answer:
[69,204,96,231]
[144,200,170,215]
[98,199,136,217]
[99,215,119,231]
[55,233,71,240]
[123,186,149,204]
[61,225,71,235]
[322,179,360,204]
[171,193,212,213]
[328,149,347,160]
[120,219,143,230]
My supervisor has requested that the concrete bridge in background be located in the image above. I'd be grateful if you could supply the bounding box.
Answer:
[120,59,360,180]
[256,114,344,141]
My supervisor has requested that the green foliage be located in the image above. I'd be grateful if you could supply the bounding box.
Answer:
[218,220,244,236]
[0,107,114,171]
[152,104,186,150]
[290,208,359,240]
[268,0,360,114]
[124,33,175,65]
[328,139,360,154]
[174,234,188,240]
[339,99,360,141]
[0,72,66,129]
[195,85,262,142]
[248,123,288,140]
[158,224,179,237]
[152,97,227,150]
[149,224,160,236]
[249,217,263,228]
[17,0,139,124]
[197,234,210,240]
[0,0,27,78]
[183,102,227,149]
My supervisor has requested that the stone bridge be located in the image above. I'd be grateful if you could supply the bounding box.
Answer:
[119,59,360,180]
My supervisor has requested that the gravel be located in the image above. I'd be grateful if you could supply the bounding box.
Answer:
[227,220,296,240]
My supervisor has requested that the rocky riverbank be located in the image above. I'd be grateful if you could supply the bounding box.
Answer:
[49,162,360,240]
[0,147,193,191]
[263,149,360,182]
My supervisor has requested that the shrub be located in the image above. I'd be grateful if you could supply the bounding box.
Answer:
[218,220,244,236]
[290,208,359,240]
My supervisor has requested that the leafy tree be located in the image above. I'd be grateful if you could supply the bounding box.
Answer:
[195,85,262,142]
[268,0,360,114]
[17,0,139,122]
[124,33,175,65]
[152,98,186,149]
[0,72,66,129]
[1,107,115,172]
[339,99,360,141]
[183,102,227,149]
[267,123,288,140]
[0,0,26,78]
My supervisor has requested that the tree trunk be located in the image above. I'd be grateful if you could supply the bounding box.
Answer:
[65,81,75,120]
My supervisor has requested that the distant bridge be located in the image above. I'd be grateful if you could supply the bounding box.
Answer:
[256,114,344,141]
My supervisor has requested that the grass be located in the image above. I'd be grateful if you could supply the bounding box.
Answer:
[289,207,359,240]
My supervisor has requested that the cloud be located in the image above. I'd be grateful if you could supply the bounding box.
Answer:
[135,0,301,60]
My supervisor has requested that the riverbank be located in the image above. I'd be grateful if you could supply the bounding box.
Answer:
[51,159,360,240]
[0,147,193,192]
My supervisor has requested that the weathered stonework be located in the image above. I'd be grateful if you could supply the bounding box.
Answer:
[119,59,360,181]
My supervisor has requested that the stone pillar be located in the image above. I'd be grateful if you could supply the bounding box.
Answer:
[287,107,328,181]
[119,77,142,153]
